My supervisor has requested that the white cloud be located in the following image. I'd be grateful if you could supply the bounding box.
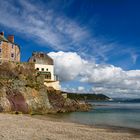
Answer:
[131,53,138,64]
[80,64,126,84]
[0,0,89,51]
[0,0,125,62]
[78,86,85,92]
[48,51,84,81]
[0,1,139,97]
[61,85,87,93]
[49,51,140,98]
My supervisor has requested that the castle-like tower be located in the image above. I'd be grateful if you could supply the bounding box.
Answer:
[0,32,20,63]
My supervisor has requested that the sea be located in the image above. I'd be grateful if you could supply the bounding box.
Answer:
[45,99,140,130]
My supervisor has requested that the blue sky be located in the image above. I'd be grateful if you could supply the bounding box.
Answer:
[0,0,140,98]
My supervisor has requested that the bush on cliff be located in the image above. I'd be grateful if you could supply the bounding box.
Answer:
[0,62,90,114]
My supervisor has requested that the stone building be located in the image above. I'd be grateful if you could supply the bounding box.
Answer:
[0,32,20,63]
[28,52,60,90]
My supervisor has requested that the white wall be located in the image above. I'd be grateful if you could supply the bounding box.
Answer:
[44,81,61,90]
[35,64,55,81]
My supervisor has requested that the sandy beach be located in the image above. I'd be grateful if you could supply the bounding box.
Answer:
[0,114,139,140]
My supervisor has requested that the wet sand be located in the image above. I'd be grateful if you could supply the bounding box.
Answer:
[0,113,139,140]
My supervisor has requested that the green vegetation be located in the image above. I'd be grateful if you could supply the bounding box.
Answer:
[66,93,110,101]
[0,62,91,114]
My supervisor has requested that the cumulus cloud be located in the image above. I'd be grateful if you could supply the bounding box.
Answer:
[48,51,84,81]
[61,85,87,93]
[49,51,140,97]
[77,86,85,92]
[0,0,139,97]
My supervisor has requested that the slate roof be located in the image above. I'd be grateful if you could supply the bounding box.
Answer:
[0,34,20,50]
[0,34,8,42]
[28,52,54,65]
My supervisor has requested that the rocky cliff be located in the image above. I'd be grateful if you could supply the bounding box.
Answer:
[0,62,91,114]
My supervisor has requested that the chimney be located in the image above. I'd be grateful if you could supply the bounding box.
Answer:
[0,32,4,36]
[8,35,14,43]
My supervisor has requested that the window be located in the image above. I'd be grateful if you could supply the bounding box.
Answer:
[36,68,39,71]
[40,53,44,57]
[0,48,1,58]
[41,68,44,71]
[11,53,14,58]
[12,44,14,49]
[0,41,2,47]
[46,68,48,71]
[45,72,51,79]
[33,59,36,62]
[45,75,48,79]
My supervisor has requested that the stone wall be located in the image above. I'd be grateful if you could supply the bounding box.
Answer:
[0,62,35,80]
[0,41,20,63]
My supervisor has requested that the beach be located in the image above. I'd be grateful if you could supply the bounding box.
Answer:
[0,113,139,140]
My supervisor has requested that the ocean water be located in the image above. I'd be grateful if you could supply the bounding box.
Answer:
[47,99,140,129]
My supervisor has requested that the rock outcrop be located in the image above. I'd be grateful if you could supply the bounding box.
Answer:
[47,88,91,113]
[0,62,91,114]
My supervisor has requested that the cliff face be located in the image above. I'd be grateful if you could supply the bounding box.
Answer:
[0,62,90,114]
[47,88,91,113]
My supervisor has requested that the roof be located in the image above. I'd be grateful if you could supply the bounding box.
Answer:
[28,52,54,65]
[0,34,20,48]
[0,34,8,42]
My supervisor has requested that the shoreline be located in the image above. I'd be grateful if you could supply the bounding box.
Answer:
[31,113,140,136]
[0,113,140,140]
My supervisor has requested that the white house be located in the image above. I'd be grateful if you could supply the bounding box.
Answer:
[28,52,60,90]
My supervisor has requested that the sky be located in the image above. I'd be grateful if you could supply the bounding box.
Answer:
[0,0,140,98]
